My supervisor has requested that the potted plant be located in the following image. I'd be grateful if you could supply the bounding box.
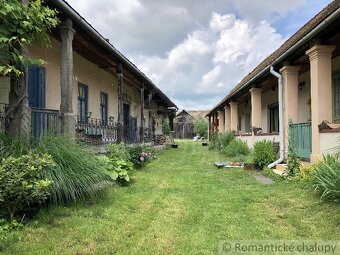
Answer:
[244,158,256,170]
[171,140,178,148]
[202,139,208,146]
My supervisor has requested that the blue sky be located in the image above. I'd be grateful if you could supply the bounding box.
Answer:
[67,0,334,110]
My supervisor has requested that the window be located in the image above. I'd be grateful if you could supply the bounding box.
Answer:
[269,103,279,133]
[100,92,108,124]
[333,71,340,123]
[78,83,88,123]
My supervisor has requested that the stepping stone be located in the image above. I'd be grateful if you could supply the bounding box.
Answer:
[214,162,227,168]
[253,173,274,185]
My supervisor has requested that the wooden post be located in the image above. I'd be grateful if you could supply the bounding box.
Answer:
[140,82,145,144]
[117,63,124,143]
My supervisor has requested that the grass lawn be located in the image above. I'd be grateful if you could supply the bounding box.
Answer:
[2,140,340,255]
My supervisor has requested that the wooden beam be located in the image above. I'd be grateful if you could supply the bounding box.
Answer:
[117,63,124,142]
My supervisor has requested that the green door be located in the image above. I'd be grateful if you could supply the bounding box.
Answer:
[289,122,312,160]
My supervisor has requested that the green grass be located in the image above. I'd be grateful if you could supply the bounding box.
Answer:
[1,140,340,254]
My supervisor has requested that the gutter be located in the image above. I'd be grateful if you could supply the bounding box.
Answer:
[208,6,340,115]
[52,0,177,108]
[268,67,284,169]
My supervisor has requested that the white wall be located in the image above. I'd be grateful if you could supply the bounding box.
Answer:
[238,134,279,148]
[320,132,340,155]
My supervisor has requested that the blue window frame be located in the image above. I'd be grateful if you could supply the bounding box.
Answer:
[78,83,88,123]
[28,65,45,109]
[100,92,108,124]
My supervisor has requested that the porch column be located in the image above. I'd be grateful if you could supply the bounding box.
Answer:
[140,82,145,143]
[218,109,225,133]
[280,65,300,151]
[117,63,124,143]
[60,18,76,134]
[229,101,238,132]
[306,45,335,162]
[249,87,262,129]
[224,105,231,132]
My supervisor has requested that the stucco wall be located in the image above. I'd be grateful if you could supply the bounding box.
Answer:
[320,132,340,155]
[261,89,278,133]
[0,77,10,104]
[297,70,311,123]
[28,38,62,110]
[238,134,279,148]
[72,51,118,120]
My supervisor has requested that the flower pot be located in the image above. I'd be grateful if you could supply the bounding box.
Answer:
[202,142,208,146]
[244,163,256,170]
[171,144,178,148]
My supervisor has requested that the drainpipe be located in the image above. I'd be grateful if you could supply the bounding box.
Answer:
[268,66,284,169]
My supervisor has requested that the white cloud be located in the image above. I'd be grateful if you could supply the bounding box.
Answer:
[135,13,284,109]
[65,0,321,110]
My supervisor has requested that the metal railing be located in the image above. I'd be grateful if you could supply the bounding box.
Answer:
[76,117,118,145]
[31,108,63,139]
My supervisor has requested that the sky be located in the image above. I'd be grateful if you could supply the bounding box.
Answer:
[66,0,333,111]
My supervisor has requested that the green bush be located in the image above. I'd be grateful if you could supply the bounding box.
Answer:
[35,136,115,204]
[127,144,144,166]
[252,140,276,169]
[162,118,171,136]
[312,154,340,202]
[225,139,250,158]
[209,132,236,150]
[107,143,131,162]
[0,219,22,251]
[194,118,208,138]
[109,159,132,184]
[286,146,300,176]
[0,152,54,220]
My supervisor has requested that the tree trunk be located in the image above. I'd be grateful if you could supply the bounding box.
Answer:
[6,71,31,138]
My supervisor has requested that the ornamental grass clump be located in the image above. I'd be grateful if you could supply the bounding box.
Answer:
[35,136,115,204]
[312,154,340,203]
[224,139,250,158]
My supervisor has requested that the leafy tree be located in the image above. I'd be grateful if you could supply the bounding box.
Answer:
[0,0,58,76]
[193,118,208,137]
[0,0,58,136]
[162,117,171,136]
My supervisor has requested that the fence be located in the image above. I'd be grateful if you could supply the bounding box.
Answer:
[289,122,312,160]
[31,108,63,139]
[173,122,194,139]
[76,117,119,146]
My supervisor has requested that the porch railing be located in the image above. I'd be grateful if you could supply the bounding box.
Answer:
[31,108,63,139]
[76,117,118,146]
[289,122,312,160]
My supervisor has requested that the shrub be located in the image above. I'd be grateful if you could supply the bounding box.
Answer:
[194,118,208,138]
[225,139,250,158]
[209,132,236,150]
[286,146,300,176]
[0,219,22,251]
[162,118,171,136]
[312,154,340,202]
[127,144,144,166]
[252,140,276,169]
[108,159,132,184]
[299,162,319,182]
[107,143,131,162]
[0,152,54,220]
[35,136,115,204]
